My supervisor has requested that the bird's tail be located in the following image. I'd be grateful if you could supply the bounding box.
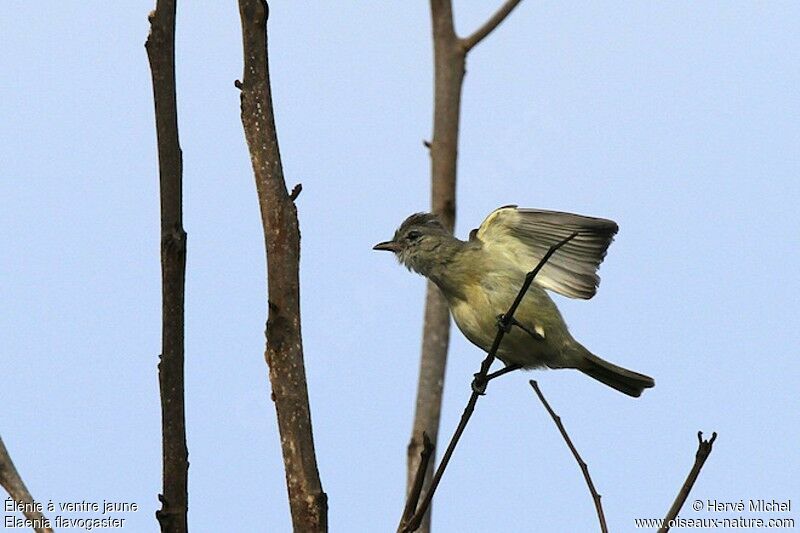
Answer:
[575,349,655,398]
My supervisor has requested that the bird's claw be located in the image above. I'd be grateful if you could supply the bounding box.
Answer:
[495,314,512,333]
[497,314,544,341]
[471,372,488,395]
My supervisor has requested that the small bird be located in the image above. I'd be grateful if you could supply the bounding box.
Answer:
[374,205,654,397]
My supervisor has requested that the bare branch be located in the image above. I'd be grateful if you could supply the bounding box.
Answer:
[408,3,527,530]
[399,433,434,530]
[146,2,189,531]
[237,1,327,530]
[461,0,525,52]
[529,380,607,533]
[658,432,718,533]
[0,436,53,533]
[402,392,478,533]
[430,0,456,39]
[406,3,462,531]
[406,286,450,532]
[399,234,577,533]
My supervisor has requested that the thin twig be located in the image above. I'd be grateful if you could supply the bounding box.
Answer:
[658,432,718,533]
[399,433,434,530]
[529,381,607,533]
[461,0,525,52]
[289,183,303,201]
[0,436,53,533]
[400,390,478,533]
[474,231,579,391]
[399,233,578,533]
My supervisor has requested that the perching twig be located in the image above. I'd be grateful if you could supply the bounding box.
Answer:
[0,436,53,533]
[529,380,607,533]
[658,432,718,533]
[461,0,525,52]
[146,3,189,532]
[399,233,577,533]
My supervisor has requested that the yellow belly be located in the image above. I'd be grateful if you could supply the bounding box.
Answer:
[448,281,571,369]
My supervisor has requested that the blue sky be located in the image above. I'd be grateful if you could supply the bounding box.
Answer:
[2,2,798,531]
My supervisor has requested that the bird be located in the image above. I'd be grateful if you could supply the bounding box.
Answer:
[373,205,654,397]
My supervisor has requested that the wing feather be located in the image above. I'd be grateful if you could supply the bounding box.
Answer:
[475,206,618,299]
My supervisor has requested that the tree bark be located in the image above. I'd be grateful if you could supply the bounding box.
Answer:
[0,436,53,533]
[406,4,463,533]
[658,432,718,533]
[236,2,327,531]
[408,2,524,531]
[145,3,189,532]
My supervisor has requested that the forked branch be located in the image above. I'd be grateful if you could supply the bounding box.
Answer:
[658,432,718,533]
[461,0,525,52]
[408,3,527,530]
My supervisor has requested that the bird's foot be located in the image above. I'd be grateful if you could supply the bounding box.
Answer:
[495,314,513,333]
[496,314,544,340]
[471,372,488,396]
[471,364,523,395]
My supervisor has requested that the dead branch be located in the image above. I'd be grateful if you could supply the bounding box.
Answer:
[0,436,53,533]
[658,432,718,533]
[400,433,434,531]
[408,3,526,530]
[145,2,189,531]
[236,1,327,530]
[529,380,607,533]
[461,0,525,52]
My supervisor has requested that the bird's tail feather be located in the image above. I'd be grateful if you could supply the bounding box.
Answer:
[577,350,655,398]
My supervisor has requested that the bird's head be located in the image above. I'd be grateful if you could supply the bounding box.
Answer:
[373,212,453,276]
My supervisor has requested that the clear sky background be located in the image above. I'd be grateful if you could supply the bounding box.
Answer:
[2,2,798,532]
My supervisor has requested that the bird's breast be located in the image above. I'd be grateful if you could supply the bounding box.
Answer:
[446,271,571,369]
[447,272,520,350]
[449,289,497,352]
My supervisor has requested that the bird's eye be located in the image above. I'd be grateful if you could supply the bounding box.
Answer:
[406,230,422,241]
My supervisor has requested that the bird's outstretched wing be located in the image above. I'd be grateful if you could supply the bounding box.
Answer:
[474,206,619,299]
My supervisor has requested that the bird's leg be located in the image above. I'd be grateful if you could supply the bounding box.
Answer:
[485,363,523,381]
[495,314,513,333]
[511,319,545,341]
[495,314,544,340]
[471,364,523,395]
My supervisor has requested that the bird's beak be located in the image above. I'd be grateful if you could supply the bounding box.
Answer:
[373,240,401,253]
